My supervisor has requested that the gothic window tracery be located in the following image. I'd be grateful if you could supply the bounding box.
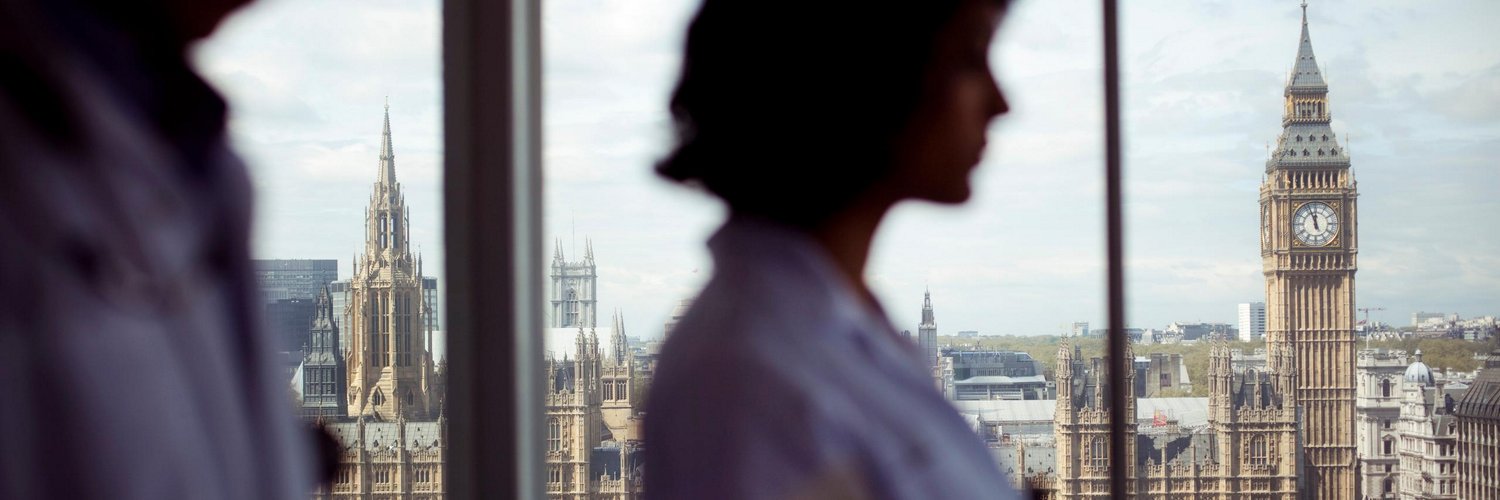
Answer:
[1087,436,1107,469]
[547,418,562,451]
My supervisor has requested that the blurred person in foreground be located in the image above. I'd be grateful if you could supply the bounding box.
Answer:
[0,0,315,498]
[645,0,1019,499]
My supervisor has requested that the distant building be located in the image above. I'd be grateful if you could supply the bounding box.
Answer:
[1355,349,1408,496]
[265,297,318,354]
[1069,322,1089,338]
[253,259,338,303]
[550,240,598,329]
[1238,302,1266,342]
[939,349,1049,401]
[1394,351,1463,500]
[1163,322,1235,343]
[1411,311,1448,327]
[1038,343,1300,498]
[1455,349,1500,500]
[302,285,346,419]
[958,330,980,339]
[1134,353,1191,397]
[917,290,938,369]
[312,104,444,499]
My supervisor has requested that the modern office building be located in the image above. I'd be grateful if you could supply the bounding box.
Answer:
[1238,302,1266,342]
[253,259,338,303]
[939,349,1050,401]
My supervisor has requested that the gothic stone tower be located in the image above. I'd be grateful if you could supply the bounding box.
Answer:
[302,284,347,418]
[550,240,598,328]
[545,328,603,500]
[918,289,938,368]
[1259,4,1358,498]
[347,105,437,421]
[1206,345,1301,498]
[1054,343,1137,498]
[600,311,639,442]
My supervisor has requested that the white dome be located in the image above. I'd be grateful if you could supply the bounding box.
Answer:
[1403,349,1435,386]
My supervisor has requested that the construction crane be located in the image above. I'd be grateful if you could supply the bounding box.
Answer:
[1358,307,1386,325]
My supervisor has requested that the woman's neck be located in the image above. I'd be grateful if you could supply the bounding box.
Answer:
[805,194,895,308]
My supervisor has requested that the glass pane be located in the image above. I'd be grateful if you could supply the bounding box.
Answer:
[1122,2,1499,499]
[196,0,446,497]
[543,0,1107,497]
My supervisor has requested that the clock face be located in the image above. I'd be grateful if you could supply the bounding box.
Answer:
[1293,202,1339,246]
[1261,205,1271,244]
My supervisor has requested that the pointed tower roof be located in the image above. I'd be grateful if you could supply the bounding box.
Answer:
[378,100,398,186]
[920,289,935,326]
[1287,1,1328,91]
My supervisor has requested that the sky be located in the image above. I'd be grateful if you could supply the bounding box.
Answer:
[194,0,1500,340]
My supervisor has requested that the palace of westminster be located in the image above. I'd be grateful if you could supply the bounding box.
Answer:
[277,4,1500,499]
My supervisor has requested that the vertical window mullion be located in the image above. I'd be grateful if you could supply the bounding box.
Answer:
[1101,0,1129,497]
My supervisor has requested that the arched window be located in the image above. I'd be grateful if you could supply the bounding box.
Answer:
[1295,135,1302,142]
[1382,378,1392,397]
[547,417,562,451]
[1317,149,1324,156]
[1321,134,1328,141]
[1383,437,1394,455]
[564,288,580,327]
[1302,149,1310,156]
[1384,477,1394,493]
[1249,436,1269,465]
[1089,437,1108,469]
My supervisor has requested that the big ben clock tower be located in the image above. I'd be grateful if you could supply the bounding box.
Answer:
[1260,3,1357,498]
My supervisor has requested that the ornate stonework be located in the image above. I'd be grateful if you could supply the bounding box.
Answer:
[1259,4,1358,498]
[1044,344,1299,499]
[310,105,447,499]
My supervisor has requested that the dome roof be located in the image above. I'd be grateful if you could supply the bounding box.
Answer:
[1404,349,1435,386]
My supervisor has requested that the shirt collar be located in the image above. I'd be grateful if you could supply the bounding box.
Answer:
[707,215,903,344]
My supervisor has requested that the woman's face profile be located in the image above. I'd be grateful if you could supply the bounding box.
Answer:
[886,0,1009,205]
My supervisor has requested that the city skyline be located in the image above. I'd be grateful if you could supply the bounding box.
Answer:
[196,0,1499,338]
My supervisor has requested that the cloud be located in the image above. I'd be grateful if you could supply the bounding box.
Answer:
[197,0,1500,336]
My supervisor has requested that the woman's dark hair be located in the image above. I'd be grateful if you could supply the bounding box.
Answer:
[658,0,990,226]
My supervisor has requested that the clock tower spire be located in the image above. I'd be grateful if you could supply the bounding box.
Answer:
[1259,3,1359,498]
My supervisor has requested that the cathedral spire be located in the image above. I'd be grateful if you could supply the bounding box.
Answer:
[378,100,397,186]
[610,309,627,365]
[920,289,935,327]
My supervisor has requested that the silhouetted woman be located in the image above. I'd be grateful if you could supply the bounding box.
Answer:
[644,0,1017,498]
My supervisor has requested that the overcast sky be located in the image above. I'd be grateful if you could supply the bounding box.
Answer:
[195,0,1499,340]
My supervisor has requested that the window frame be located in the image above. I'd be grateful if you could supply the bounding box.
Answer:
[440,0,1129,498]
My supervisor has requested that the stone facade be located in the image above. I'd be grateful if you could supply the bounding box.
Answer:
[1356,349,1409,497]
[1454,350,1500,500]
[544,323,644,500]
[1258,4,1359,497]
[1394,353,1461,499]
[550,241,599,329]
[309,105,447,499]
[1041,344,1301,499]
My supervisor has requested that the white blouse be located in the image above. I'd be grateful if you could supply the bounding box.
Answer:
[644,216,1018,500]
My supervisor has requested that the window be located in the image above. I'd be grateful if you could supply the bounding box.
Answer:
[1089,437,1109,469]
[187,0,1496,498]
[1382,378,1392,397]
[1248,436,1268,465]
[547,417,562,452]
[1384,437,1394,455]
